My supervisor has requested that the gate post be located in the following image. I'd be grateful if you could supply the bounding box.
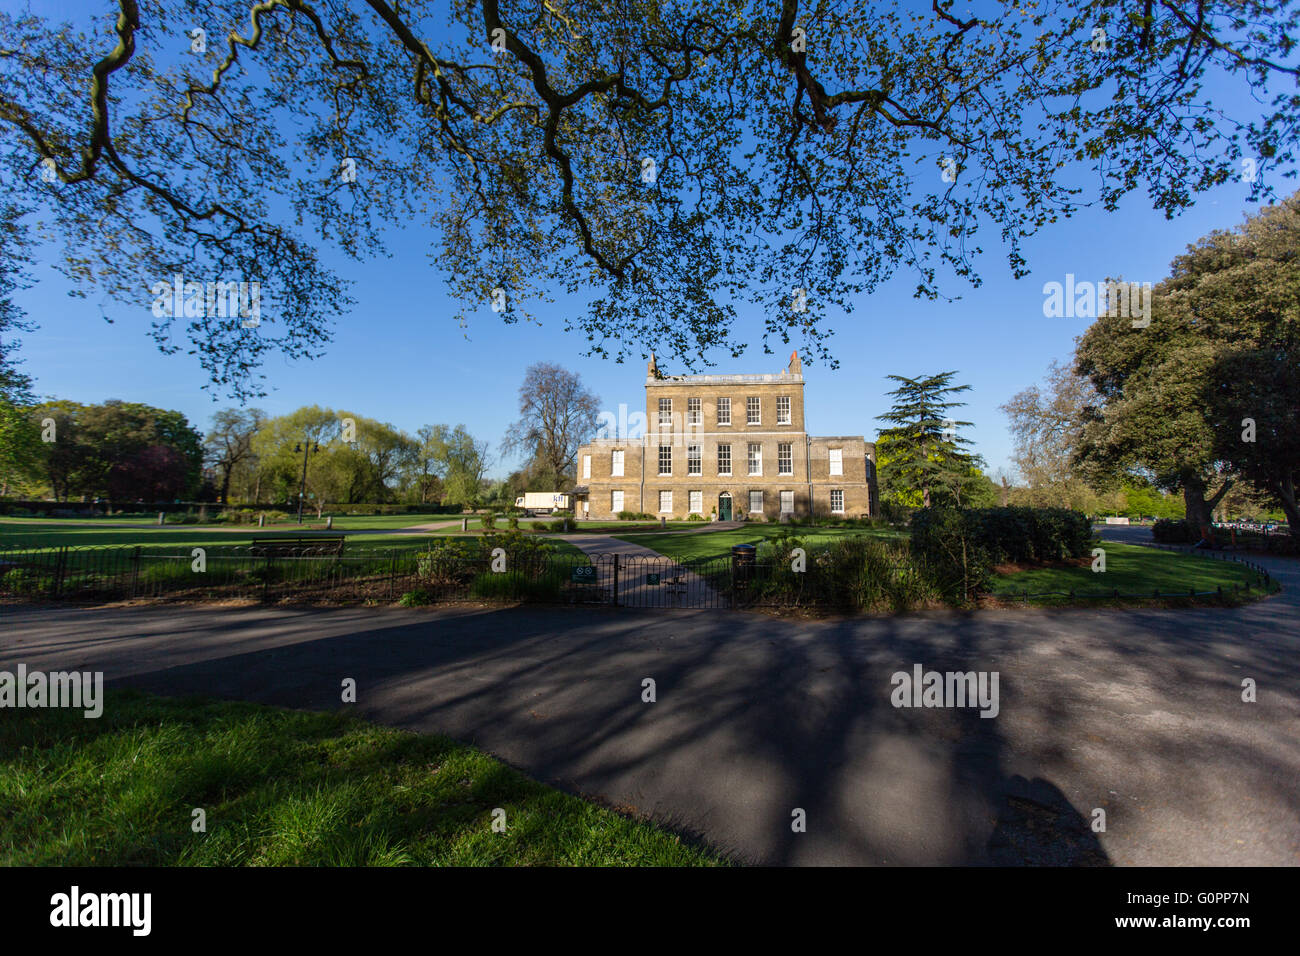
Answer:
[612,553,620,607]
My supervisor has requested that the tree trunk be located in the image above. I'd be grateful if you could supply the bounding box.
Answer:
[1183,476,1233,544]
[1270,474,1300,538]
[219,467,232,505]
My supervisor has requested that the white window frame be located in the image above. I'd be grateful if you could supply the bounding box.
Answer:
[829,447,843,477]
[747,442,762,476]
[777,396,791,425]
[778,442,793,476]
[611,449,625,477]
[658,444,672,476]
[749,490,763,514]
[687,443,702,476]
[659,490,673,513]
[689,490,703,515]
[747,396,761,425]
[716,397,731,426]
[612,490,625,513]
[717,443,732,476]
[658,397,672,426]
[687,397,701,426]
[780,490,795,514]
[830,489,845,513]
[582,455,591,479]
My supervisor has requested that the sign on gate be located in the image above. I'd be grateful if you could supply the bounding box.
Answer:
[571,565,597,583]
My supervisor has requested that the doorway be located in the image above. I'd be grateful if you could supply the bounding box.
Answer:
[718,492,732,521]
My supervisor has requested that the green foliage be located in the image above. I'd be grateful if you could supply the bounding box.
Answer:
[398,588,433,607]
[910,506,1094,595]
[479,513,497,531]
[31,399,205,501]
[756,533,949,612]
[616,511,654,521]
[875,372,984,509]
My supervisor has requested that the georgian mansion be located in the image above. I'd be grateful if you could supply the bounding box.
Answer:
[572,353,878,521]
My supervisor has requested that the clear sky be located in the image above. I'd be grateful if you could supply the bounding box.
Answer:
[7,2,1289,481]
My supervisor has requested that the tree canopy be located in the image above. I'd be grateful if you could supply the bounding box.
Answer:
[3,0,1296,397]
[1074,192,1300,533]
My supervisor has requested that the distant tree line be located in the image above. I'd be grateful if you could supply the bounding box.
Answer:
[0,356,601,511]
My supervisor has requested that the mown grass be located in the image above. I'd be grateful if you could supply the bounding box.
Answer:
[0,515,459,551]
[0,690,727,867]
[990,542,1273,600]
[0,521,590,557]
[618,524,904,561]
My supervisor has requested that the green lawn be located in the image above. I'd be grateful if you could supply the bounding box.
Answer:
[0,521,585,557]
[0,690,724,866]
[991,542,1272,599]
[616,524,904,561]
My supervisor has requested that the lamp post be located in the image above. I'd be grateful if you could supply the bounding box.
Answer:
[293,440,320,524]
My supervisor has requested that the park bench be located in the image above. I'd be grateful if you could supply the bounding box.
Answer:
[249,535,347,558]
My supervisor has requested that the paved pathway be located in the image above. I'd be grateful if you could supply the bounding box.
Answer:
[563,535,723,607]
[5,528,1296,866]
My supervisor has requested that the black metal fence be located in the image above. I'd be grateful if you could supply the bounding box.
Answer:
[0,545,775,609]
[0,542,1277,611]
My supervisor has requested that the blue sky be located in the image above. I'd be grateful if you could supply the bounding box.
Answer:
[7,1,1288,480]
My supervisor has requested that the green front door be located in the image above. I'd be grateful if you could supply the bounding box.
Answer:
[718,494,732,521]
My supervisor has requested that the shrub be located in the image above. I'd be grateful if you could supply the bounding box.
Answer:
[910,506,1092,597]
[755,533,948,611]
[398,588,433,607]
[507,515,520,530]
[469,568,565,602]
[548,518,569,532]
[1153,518,1198,543]
[687,513,706,521]
[617,511,654,521]
[551,509,574,518]
[480,513,497,531]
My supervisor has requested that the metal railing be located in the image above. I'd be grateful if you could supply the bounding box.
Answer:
[0,542,1275,610]
[0,545,779,609]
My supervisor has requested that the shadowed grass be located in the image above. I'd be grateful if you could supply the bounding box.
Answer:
[0,690,727,866]
[990,541,1274,601]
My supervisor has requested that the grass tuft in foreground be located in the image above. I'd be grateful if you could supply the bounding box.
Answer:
[0,690,726,866]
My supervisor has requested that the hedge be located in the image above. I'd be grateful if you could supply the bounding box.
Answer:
[910,506,1094,595]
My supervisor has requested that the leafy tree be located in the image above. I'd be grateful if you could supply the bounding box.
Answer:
[30,399,204,501]
[502,362,600,489]
[0,199,34,407]
[1191,199,1300,534]
[0,402,39,496]
[875,372,978,509]
[1075,192,1300,535]
[409,424,451,504]
[5,1,1297,396]
[437,426,492,507]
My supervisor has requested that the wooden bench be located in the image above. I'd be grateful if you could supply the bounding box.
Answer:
[250,535,347,558]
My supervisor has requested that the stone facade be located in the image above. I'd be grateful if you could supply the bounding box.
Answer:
[573,353,877,521]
